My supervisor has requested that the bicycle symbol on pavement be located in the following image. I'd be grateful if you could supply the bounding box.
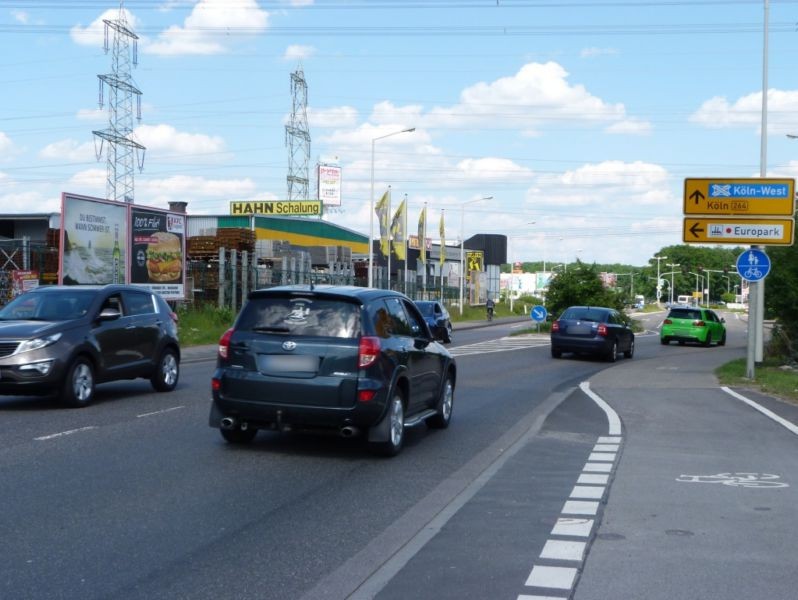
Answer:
[676,473,788,488]
[744,267,763,279]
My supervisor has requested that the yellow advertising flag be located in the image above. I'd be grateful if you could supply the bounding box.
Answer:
[374,190,390,256]
[439,210,445,265]
[417,206,426,264]
[390,199,406,261]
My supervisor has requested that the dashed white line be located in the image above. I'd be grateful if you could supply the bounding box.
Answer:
[570,485,605,500]
[35,426,98,441]
[525,565,578,589]
[551,518,594,537]
[577,473,609,485]
[137,406,185,418]
[587,452,616,462]
[561,500,600,515]
[540,540,586,562]
[583,462,613,472]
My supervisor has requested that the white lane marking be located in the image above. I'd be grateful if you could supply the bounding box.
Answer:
[597,436,621,444]
[561,500,599,515]
[449,336,549,357]
[551,517,594,537]
[137,406,185,418]
[587,452,616,462]
[579,381,621,435]
[35,426,98,441]
[570,485,605,500]
[518,596,567,600]
[540,540,585,562]
[721,387,798,436]
[583,462,612,472]
[525,565,578,589]
[577,473,609,485]
[593,443,619,452]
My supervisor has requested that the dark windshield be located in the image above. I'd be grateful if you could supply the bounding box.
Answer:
[561,307,608,322]
[237,295,361,339]
[415,302,435,317]
[0,290,96,321]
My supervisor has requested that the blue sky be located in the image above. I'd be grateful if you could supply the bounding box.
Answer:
[2,0,798,266]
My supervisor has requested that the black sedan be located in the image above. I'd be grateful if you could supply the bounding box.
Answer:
[550,305,634,362]
[414,300,453,343]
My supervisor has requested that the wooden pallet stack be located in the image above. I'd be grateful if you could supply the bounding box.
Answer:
[216,228,255,254]
[186,236,219,260]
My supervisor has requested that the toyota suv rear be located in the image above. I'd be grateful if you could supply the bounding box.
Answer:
[209,285,456,456]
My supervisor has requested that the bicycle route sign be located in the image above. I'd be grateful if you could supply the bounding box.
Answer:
[736,248,771,282]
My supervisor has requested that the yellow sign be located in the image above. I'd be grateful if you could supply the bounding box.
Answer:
[230,200,322,217]
[683,178,795,216]
[466,250,483,283]
[683,217,794,245]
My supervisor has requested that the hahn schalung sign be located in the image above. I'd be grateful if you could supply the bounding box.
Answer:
[230,200,322,217]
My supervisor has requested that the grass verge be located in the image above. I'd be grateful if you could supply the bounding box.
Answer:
[716,357,798,405]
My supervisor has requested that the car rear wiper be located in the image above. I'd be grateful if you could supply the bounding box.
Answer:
[252,326,291,333]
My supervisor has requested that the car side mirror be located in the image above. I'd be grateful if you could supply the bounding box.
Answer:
[98,307,121,321]
[414,337,431,349]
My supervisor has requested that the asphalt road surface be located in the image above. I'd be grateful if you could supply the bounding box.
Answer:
[1,310,796,599]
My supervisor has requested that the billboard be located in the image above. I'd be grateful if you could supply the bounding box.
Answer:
[318,164,342,207]
[59,193,186,300]
[60,193,127,285]
[130,207,186,300]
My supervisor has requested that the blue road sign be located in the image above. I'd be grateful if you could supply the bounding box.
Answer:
[531,305,548,322]
[736,248,771,282]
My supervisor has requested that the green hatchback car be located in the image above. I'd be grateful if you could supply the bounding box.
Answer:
[660,306,726,347]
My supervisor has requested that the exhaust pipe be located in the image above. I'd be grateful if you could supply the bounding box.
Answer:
[220,417,236,430]
[340,425,359,438]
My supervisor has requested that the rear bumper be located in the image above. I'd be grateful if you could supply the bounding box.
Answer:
[550,335,612,355]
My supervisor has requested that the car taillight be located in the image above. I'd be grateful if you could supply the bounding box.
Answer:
[211,377,221,391]
[693,320,706,327]
[663,318,672,325]
[218,327,234,359]
[358,389,376,402]
[597,323,608,337]
[551,321,560,333]
[358,336,380,368]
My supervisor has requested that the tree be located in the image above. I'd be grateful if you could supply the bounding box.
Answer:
[545,260,624,318]
[764,244,798,343]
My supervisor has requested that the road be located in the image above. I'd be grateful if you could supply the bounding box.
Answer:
[0,310,796,599]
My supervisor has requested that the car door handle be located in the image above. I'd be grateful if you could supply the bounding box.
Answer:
[125,324,137,330]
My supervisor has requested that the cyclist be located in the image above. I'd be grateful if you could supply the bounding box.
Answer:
[486,296,495,321]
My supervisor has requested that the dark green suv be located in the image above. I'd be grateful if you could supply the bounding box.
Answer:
[660,306,726,347]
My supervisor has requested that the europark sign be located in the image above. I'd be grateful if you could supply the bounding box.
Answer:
[229,200,323,217]
[682,178,795,246]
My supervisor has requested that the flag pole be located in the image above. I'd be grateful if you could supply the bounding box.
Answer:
[387,186,391,290]
[404,194,408,294]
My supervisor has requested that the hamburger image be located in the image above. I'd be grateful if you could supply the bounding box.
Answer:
[146,232,182,282]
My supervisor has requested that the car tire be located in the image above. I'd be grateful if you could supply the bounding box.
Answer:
[551,346,562,358]
[151,348,180,392]
[703,332,712,347]
[624,338,635,359]
[444,323,453,344]
[427,374,454,429]
[660,337,669,345]
[62,357,95,408]
[719,331,726,346]
[220,427,258,444]
[370,392,405,457]
[606,340,618,362]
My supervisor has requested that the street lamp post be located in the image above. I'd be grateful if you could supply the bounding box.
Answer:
[665,263,680,304]
[369,127,415,288]
[459,196,493,316]
[651,255,667,305]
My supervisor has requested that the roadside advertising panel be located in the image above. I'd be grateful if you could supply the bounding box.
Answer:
[60,193,127,285]
[466,250,484,283]
[12,270,39,297]
[130,207,186,300]
[318,165,342,207]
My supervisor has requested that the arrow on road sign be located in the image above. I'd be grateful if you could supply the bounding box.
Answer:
[689,222,705,238]
[689,189,704,204]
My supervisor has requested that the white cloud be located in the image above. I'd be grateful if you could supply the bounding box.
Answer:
[12,10,29,24]
[0,132,16,157]
[605,118,652,135]
[455,158,533,181]
[134,124,227,159]
[690,89,798,134]
[0,190,62,214]
[559,160,668,191]
[283,44,316,61]
[287,0,314,6]
[308,106,358,128]
[39,140,96,162]
[77,108,106,122]
[68,168,106,190]
[424,62,627,133]
[138,175,256,198]
[70,8,139,47]
[145,0,270,56]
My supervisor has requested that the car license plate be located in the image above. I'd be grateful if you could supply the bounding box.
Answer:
[257,354,319,375]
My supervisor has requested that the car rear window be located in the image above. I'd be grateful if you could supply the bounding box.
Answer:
[561,307,608,322]
[668,309,702,320]
[236,295,361,339]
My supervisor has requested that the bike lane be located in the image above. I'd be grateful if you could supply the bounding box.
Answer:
[574,354,798,600]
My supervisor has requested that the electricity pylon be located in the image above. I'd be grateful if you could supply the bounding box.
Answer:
[285,67,311,201]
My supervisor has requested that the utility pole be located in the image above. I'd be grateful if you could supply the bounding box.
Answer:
[286,66,311,201]
[93,1,145,203]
